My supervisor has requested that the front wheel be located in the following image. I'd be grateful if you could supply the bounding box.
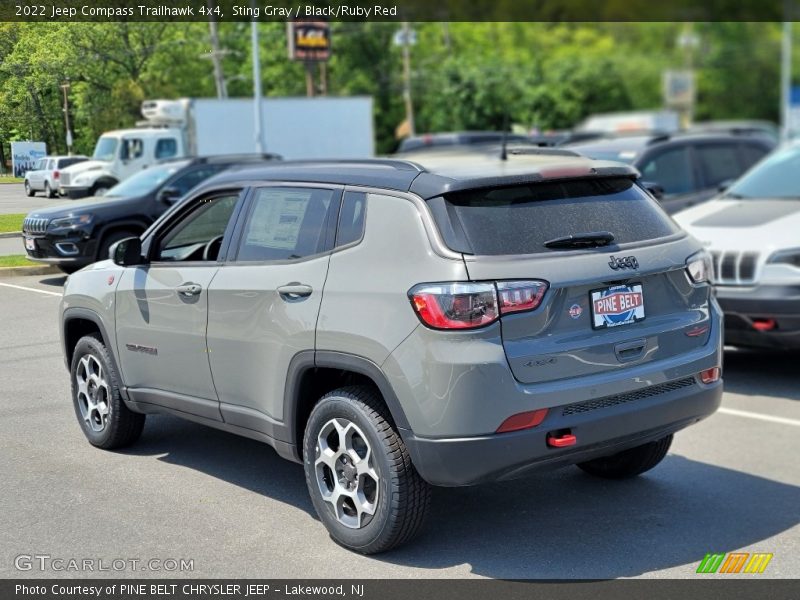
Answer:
[303,386,431,554]
[44,181,56,198]
[577,434,673,479]
[70,334,145,449]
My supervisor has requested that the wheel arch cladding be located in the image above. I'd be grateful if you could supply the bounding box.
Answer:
[284,350,412,459]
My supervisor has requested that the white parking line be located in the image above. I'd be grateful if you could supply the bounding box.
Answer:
[719,407,800,427]
[0,282,61,297]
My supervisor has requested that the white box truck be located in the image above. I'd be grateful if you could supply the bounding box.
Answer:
[60,97,374,198]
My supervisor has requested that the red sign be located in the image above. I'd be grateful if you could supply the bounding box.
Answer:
[593,291,643,316]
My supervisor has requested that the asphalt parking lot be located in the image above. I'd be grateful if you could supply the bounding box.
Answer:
[0,273,798,580]
[0,183,69,214]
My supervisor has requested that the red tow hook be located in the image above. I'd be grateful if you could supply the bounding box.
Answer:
[547,431,577,448]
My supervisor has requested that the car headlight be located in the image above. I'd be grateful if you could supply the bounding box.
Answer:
[767,248,800,268]
[49,214,94,229]
[686,250,713,283]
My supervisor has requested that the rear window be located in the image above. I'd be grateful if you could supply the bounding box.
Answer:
[430,177,680,256]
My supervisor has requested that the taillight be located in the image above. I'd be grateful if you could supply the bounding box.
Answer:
[496,281,548,315]
[53,170,60,180]
[409,283,498,330]
[408,280,548,330]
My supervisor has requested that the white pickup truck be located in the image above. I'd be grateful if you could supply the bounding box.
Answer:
[60,96,375,198]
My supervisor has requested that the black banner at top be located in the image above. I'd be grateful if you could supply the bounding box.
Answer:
[3,0,800,22]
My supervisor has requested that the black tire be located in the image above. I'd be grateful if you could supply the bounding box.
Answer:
[577,434,673,479]
[90,180,116,197]
[44,181,55,198]
[303,386,431,554]
[97,230,137,262]
[70,333,145,449]
[24,180,34,197]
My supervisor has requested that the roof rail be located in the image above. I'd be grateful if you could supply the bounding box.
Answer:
[282,158,426,172]
[508,147,583,158]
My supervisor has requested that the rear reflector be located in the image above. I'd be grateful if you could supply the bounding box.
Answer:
[496,409,548,434]
[547,432,577,448]
[752,318,777,332]
[700,367,721,384]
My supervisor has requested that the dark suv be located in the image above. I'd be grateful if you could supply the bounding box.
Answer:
[60,155,722,553]
[566,132,774,213]
[22,154,279,273]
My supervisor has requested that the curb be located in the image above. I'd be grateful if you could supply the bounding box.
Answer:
[0,232,20,239]
[0,264,61,278]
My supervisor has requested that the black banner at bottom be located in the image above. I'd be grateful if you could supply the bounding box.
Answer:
[3,579,799,600]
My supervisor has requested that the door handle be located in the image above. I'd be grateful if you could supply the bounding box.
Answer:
[176,283,202,297]
[277,283,313,300]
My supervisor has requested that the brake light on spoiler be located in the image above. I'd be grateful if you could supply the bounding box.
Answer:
[409,280,548,330]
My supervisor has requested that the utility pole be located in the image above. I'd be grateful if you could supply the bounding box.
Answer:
[60,79,73,155]
[781,21,793,142]
[251,19,264,153]
[401,22,415,137]
[207,18,228,99]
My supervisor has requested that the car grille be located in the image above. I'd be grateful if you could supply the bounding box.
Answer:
[710,250,759,285]
[60,172,70,186]
[23,217,49,234]
[561,377,696,416]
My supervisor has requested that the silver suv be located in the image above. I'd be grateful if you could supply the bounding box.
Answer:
[59,155,723,553]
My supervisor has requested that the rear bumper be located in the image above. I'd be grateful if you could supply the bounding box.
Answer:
[403,379,722,486]
[716,284,800,349]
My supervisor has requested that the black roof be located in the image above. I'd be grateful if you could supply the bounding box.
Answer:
[202,153,639,200]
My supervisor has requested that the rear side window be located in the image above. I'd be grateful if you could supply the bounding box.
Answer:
[431,177,680,256]
[638,146,695,195]
[58,158,84,168]
[739,143,769,169]
[695,143,742,187]
[335,191,366,247]
[236,187,337,262]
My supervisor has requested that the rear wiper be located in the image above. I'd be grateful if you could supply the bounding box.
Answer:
[544,231,615,249]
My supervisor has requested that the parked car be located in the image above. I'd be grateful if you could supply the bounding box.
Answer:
[59,154,722,553]
[23,155,88,198]
[566,132,774,213]
[674,142,800,349]
[22,154,279,273]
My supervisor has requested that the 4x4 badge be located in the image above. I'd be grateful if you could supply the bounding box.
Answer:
[608,255,639,270]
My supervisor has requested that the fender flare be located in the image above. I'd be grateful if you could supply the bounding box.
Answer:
[283,350,412,448]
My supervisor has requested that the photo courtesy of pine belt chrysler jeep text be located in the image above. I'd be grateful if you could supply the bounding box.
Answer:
[59,155,723,553]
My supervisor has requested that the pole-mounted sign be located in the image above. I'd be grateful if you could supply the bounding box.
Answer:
[287,20,331,62]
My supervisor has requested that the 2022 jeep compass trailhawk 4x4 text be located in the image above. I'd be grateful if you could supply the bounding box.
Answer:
[59,155,723,553]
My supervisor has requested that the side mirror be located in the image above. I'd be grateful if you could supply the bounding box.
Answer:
[110,236,145,266]
[717,179,735,193]
[641,181,665,201]
[157,186,182,205]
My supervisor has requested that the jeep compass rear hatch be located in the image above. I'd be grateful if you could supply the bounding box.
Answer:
[427,177,712,384]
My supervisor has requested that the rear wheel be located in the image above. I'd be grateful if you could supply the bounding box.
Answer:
[577,434,673,479]
[24,180,34,197]
[70,334,145,449]
[303,386,431,554]
[44,181,55,198]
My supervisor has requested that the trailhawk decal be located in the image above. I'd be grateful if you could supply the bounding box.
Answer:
[590,283,645,329]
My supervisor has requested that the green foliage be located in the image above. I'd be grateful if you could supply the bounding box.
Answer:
[0,22,786,158]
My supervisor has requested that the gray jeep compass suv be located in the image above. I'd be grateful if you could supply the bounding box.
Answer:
[59,155,723,554]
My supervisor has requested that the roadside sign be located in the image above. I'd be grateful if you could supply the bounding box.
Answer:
[287,20,331,62]
[10,141,46,178]
[663,70,695,109]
